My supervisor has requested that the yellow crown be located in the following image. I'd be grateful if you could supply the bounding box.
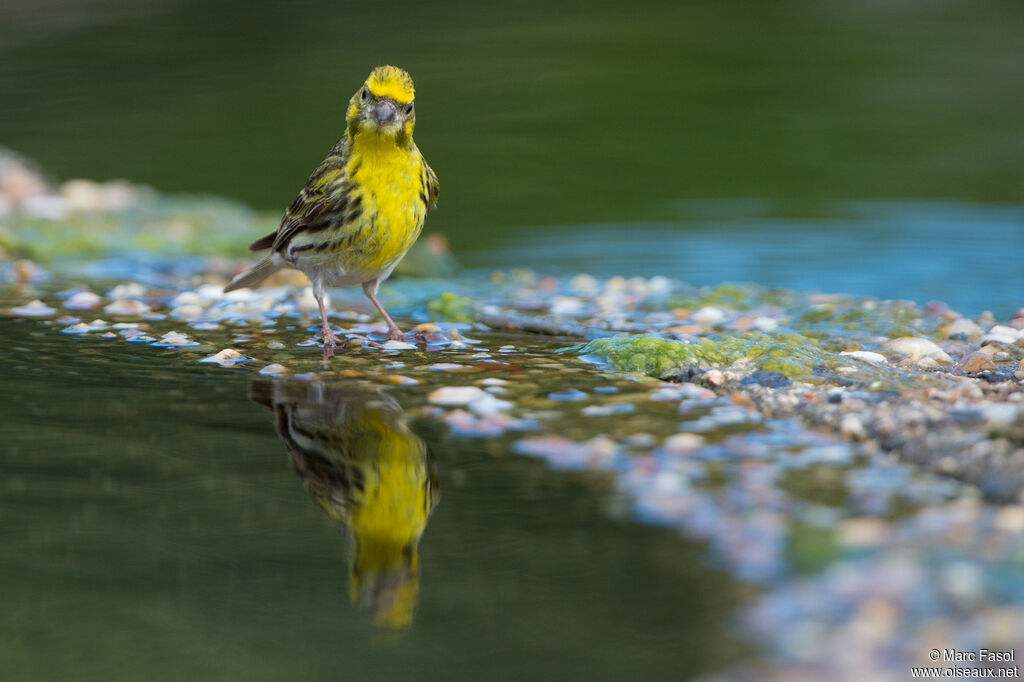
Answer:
[365,65,415,103]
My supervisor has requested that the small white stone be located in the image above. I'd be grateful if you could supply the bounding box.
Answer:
[979,404,1021,428]
[63,291,102,310]
[108,282,146,299]
[569,273,599,296]
[995,506,1024,533]
[200,348,246,366]
[479,377,508,386]
[692,306,726,324]
[157,331,193,346]
[885,337,952,364]
[946,318,982,337]
[839,350,887,365]
[981,325,1022,346]
[468,393,513,416]
[258,363,289,376]
[171,304,205,321]
[840,414,867,439]
[550,296,584,315]
[380,339,417,350]
[663,433,706,452]
[104,299,151,315]
[428,386,488,406]
[10,299,56,316]
[750,316,779,331]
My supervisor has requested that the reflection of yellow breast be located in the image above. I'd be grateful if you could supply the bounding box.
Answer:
[347,133,426,272]
[350,426,431,548]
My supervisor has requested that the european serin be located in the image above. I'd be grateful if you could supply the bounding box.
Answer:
[225,65,439,347]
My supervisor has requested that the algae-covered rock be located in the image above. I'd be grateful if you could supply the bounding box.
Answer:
[575,332,827,380]
[426,291,474,322]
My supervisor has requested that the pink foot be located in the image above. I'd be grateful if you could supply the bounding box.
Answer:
[322,325,339,348]
[386,326,406,341]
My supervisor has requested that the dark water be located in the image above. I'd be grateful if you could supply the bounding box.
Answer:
[3,1,1024,677]
[3,0,1024,244]
[1,318,746,680]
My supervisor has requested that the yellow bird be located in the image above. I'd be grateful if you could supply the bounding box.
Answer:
[249,379,440,628]
[225,65,440,347]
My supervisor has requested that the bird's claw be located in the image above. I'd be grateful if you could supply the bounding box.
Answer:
[322,326,340,348]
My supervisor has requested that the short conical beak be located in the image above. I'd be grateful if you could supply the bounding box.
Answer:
[372,101,397,126]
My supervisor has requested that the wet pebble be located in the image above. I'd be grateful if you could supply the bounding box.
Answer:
[512,435,620,471]
[63,291,103,310]
[467,393,513,416]
[444,410,535,437]
[151,331,198,347]
[378,374,418,385]
[547,389,587,401]
[839,350,887,364]
[258,363,288,377]
[581,403,636,417]
[108,282,146,299]
[885,337,952,365]
[428,362,475,372]
[692,306,727,324]
[741,370,792,388]
[10,299,56,316]
[955,351,996,374]
[946,318,982,338]
[199,348,248,366]
[104,299,151,315]
[427,385,488,406]
[662,433,706,452]
[981,325,1022,346]
[380,339,417,350]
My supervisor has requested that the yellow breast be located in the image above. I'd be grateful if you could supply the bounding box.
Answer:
[347,132,426,272]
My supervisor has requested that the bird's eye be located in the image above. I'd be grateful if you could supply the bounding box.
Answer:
[405,102,414,114]
[361,87,369,100]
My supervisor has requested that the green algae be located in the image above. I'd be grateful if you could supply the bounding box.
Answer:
[574,332,830,380]
[670,283,754,311]
[426,291,475,323]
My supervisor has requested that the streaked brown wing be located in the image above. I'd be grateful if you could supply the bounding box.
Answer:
[423,159,439,211]
[252,139,351,253]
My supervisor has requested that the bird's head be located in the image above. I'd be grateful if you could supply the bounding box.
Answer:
[348,65,416,140]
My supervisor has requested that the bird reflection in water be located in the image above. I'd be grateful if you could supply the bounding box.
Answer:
[250,379,440,627]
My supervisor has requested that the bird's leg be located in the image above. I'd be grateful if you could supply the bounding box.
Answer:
[315,290,339,348]
[362,280,405,340]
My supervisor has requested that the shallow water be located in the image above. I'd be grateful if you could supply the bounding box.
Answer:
[466,200,1024,318]
[4,267,1021,680]
[1,316,749,680]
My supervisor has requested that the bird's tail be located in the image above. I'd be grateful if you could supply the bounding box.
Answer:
[223,257,281,293]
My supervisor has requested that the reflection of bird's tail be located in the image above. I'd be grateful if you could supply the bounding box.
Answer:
[224,256,280,293]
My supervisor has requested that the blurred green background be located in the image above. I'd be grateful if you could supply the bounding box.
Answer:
[2,0,1023,256]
